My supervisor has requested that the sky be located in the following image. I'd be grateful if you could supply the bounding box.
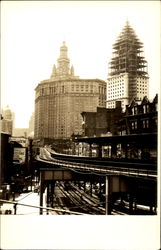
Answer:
[1,1,160,128]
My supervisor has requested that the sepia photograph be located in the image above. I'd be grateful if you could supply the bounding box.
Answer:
[0,1,160,249]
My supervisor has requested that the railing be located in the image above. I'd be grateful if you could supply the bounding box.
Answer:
[0,199,87,215]
[36,155,157,180]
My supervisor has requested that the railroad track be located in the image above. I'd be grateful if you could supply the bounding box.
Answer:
[56,182,104,214]
[48,181,128,215]
[58,183,93,214]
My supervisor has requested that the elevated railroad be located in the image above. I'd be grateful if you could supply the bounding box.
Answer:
[36,147,157,180]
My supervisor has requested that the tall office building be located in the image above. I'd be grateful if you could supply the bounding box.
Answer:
[1,106,14,135]
[34,42,106,140]
[107,21,149,110]
[28,112,35,136]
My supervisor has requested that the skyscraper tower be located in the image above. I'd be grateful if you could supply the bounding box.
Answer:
[1,106,14,135]
[34,42,106,140]
[50,41,76,80]
[107,21,149,110]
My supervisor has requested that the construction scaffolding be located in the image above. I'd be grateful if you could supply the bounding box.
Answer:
[109,21,148,100]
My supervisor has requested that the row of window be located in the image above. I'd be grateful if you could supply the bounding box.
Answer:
[129,104,157,115]
[137,78,147,81]
[108,77,147,82]
[108,86,125,90]
[137,87,147,91]
[108,81,125,85]
[137,82,147,85]
[108,91,125,97]
[108,90,125,96]
[137,91,147,94]
[37,85,106,96]
[107,100,128,110]
[108,91,124,97]
[131,119,154,130]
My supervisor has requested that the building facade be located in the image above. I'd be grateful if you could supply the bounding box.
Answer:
[77,94,157,160]
[1,106,14,135]
[117,94,158,160]
[81,101,123,137]
[0,133,12,188]
[34,42,106,140]
[118,94,158,136]
[28,112,35,137]
[107,21,149,110]
[13,128,29,137]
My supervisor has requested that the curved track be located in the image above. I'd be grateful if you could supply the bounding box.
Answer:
[37,147,157,179]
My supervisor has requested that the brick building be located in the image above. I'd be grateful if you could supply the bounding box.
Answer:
[117,94,158,159]
[81,101,123,137]
[118,94,158,135]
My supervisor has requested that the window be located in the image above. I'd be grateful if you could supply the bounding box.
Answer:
[142,119,149,129]
[62,86,64,93]
[131,120,137,130]
[90,85,93,93]
[134,106,137,114]
[143,105,146,113]
[143,104,149,114]
[155,103,158,112]
[132,107,135,115]
[49,87,53,94]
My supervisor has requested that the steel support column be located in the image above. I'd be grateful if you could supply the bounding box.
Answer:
[105,175,110,215]
[39,171,44,215]
[98,144,102,158]
[50,182,55,208]
[111,144,117,158]
[90,181,93,196]
[46,184,49,215]
[89,143,92,157]
[99,182,102,196]
[129,194,134,214]
[84,181,86,192]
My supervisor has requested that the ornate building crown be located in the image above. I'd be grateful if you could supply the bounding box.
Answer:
[50,41,79,80]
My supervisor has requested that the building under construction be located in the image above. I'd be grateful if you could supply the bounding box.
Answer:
[107,21,149,110]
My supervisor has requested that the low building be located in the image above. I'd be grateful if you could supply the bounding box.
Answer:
[117,94,158,160]
[0,133,12,187]
[76,95,158,160]
[81,101,123,137]
[13,128,29,137]
[0,133,13,199]
[0,134,30,199]
[118,94,158,135]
